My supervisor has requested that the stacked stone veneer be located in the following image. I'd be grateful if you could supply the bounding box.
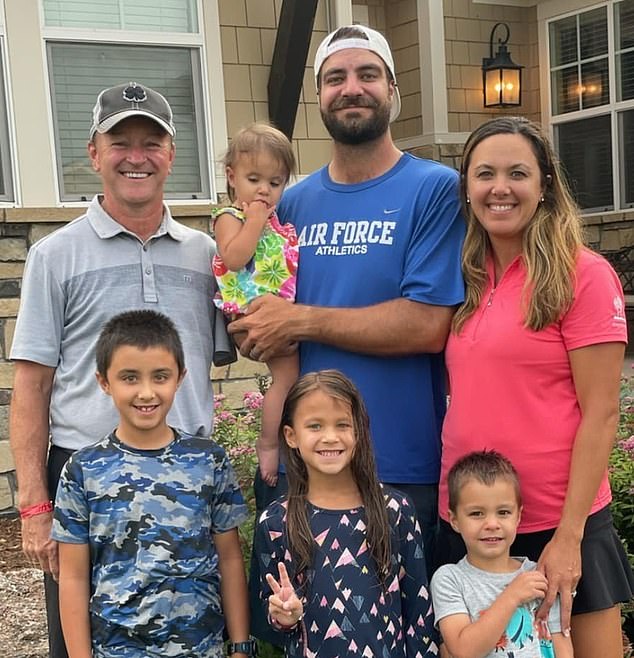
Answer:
[0,207,267,514]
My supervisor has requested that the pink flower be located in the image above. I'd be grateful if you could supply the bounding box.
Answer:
[228,445,256,459]
[243,391,263,410]
[618,436,634,454]
[216,410,236,424]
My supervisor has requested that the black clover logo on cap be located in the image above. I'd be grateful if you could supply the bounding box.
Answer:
[122,83,147,103]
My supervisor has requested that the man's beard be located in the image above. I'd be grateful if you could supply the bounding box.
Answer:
[321,97,391,145]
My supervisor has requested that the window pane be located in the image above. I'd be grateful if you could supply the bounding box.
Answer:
[0,43,13,201]
[42,0,198,33]
[48,42,208,200]
[550,16,577,67]
[44,0,120,29]
[618,51,634,100]
[556,116,613,211]
[579,7,608,59]
[621,109,634,207]
[616,0,634,101]
[616,0,634,49]
[580,59,609,108]
[551,66,580,114]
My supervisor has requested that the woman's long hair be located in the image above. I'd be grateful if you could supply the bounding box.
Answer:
[453,116,586,332]
[280,370,391,588]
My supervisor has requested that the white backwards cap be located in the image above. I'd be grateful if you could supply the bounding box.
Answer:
[314,25,401,122]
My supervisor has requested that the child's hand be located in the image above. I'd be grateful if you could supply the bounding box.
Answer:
[242,200,272,226]
[266,562,304,629]
[256,442,279,487]
[505,570,549,606]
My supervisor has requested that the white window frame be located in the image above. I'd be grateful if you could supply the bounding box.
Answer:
[40,0,216,205]
[546,0,634,212]
[0,6,16,205]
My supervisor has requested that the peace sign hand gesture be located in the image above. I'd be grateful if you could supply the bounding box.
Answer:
[266,562,304,629]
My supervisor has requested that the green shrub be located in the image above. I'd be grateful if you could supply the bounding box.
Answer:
[213,391,260,563]
[214,390,284,657]
[613,377,634,563]
[614,377,634,652]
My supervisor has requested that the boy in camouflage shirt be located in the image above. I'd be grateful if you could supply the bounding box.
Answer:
[51,310,252,658]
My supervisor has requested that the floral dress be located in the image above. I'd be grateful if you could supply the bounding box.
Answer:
[211,206,298,315]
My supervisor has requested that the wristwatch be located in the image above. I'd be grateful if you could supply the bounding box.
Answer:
[227,638,258,656]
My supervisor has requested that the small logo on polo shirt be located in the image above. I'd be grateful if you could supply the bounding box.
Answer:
[613,296,626,323]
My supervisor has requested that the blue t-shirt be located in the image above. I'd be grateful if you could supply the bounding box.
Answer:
[278,154,465,483]
[52,429,248,658]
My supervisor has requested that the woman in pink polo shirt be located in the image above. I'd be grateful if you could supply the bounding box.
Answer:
[436,117,633,658]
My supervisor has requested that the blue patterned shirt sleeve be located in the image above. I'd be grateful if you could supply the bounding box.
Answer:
[52,454,90,544]
[209,442,249,533]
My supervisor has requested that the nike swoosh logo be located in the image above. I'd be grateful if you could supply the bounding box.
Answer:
[383,208,400,214]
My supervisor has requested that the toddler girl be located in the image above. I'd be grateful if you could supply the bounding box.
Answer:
[212,121,298,486]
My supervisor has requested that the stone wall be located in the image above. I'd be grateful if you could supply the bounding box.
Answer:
[584,211,634,254]
[0,206,267,514]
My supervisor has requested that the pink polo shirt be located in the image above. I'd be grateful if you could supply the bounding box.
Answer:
[440,248,627,532]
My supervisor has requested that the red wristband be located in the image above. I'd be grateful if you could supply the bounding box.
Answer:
[19,501,53,519]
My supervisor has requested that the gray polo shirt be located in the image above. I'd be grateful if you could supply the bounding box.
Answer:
[11,195,234,450]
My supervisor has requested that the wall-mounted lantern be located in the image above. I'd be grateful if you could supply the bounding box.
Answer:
[482,22,523,108]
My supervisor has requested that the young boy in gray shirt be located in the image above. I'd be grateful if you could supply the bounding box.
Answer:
[431,450,573,658]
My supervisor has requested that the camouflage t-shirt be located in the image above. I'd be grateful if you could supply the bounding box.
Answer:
[52,429,248,658]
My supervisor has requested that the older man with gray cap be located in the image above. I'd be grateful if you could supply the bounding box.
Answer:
[235,24,465,644]
[9,82,234,658]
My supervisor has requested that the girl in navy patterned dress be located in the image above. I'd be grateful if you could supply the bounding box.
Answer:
[254,369,439,657]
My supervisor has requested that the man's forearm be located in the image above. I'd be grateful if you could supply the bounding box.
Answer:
[289,298,455,355]
[231,295,456,360]
[9,362,54,505]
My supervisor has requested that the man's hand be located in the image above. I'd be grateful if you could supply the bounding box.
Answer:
[21,512,59,579]
[266,562,303,629]
[229,295,299,361]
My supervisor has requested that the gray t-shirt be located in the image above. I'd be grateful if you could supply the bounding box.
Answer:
[11,196,235,450]
[431,556,560,658]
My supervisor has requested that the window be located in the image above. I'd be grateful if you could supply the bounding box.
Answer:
[42,0,210,202]
[0,11,14,203]
[0,42,14,202]
[549,0,634,211]
[42,0,198,32]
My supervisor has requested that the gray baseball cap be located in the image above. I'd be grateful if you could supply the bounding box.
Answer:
[89,82,175,138]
